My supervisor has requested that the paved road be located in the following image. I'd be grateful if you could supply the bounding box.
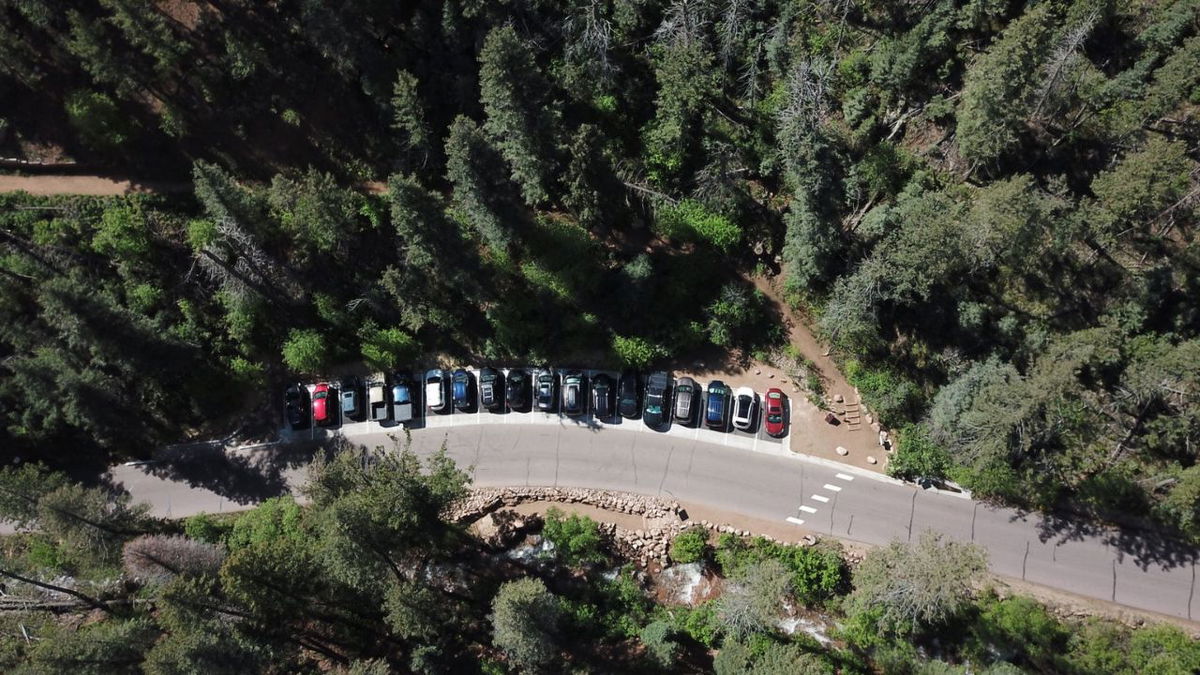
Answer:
[112,423,1199,623]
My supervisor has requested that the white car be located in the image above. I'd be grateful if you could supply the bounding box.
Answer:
[425,369,448,413]
[732,386,757,431]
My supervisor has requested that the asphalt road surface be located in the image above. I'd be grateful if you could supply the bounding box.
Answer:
[112,423,1199,623]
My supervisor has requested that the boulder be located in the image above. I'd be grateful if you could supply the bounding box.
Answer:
[866,456,877,465]
[836,446,849,456]
[834,393,844,403]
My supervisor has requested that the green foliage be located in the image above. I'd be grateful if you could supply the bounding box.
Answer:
[612,334,664,369]
[714,535,845,605]
[490,577,562,671]
[673,601,724,648]
[846,531,987,637]
[957,4,1058,164]
[183,512,235,546]
[541,507,606,567]
[64,90,130,152]
[358,321,418,371]
[639,620,680,669]
[655,199,742,252]
[669,529,708,564]
[227,496,306,552]
[281,328,328,374]
[844,360,922,427]
[887,424,952,481]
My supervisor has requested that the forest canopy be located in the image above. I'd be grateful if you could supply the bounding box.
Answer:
[0,1,1199,539]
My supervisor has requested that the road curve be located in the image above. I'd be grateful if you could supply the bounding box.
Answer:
[110,423,1200,623]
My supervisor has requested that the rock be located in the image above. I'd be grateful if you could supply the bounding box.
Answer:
[866,456,877,465]
[755,369,761,375]
[865,414,873,425]
[836,446,849,456]
[768,373,775,379]
[834,393,844,403]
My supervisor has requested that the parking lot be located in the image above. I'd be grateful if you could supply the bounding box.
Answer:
[283,368,790,454]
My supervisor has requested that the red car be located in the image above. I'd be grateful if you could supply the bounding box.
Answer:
[764,388,786,438]
[311,382,332,425]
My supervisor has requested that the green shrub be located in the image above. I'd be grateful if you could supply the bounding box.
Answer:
[612,334,663,369]
[64,90,130,152]
[674,602,723,648]
[282,328,328,374]
[184,512,235,546]
[886,424,951,481]
[655,200,742,252]
[358,321,418,370]
[844,360,922,426]
[542,507,606,566]
[640,620,680,668]
[669,529,708,564]
[227,496,306,551]
[715,535,846,605]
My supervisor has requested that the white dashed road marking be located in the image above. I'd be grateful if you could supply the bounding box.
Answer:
[823,484,842,492]
[835,473,854,481]
[799,505,818,514]
[786,517,806,526]
[811,494,830,503]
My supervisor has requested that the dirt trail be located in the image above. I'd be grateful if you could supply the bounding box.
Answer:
[671,273,888,473]
[0,174,190,196]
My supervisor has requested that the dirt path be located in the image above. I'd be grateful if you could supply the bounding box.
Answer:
[668,273,887,473]
[0,174,190,196]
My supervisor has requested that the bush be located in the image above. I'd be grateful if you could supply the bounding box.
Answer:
[490,578,562,671]
[542,507,606,566]
[669,529,708,564]
[655,200,742,252]
[715,535,846,605]
[282,328,328,374]
[640,620,680,669]
[674,602,723,648]
[184,512,234,545]
[612,334,663,369]
[844,360,922,426]
[227,496,306,551]
[886,424,952,481]
[358,321,418,370]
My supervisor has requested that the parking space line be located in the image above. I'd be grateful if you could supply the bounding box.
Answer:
[799,505,818,514]
[811,494,830,503]
[786,517,806,526]
[835,473,854,481]
[823,484,842,492]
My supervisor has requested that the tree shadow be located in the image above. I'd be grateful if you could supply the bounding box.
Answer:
[135,439,323,506]
[1017,506,1199,571]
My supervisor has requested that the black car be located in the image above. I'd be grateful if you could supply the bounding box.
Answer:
[340,376,363,421]
[561,370,587,416]
[618,370,640,419]
[591,373,614,419]
[479,367,504,411]
[642,371,672,429]
[452,368,473,411]
[536,369,557,412]
[705,380,729,429]
[284,383,310,429]
[506,369,528,409]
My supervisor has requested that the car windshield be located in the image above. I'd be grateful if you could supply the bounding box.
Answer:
[394,387,411,404]
[768,414,783,423]
[313,391,327,400]
[646,405,661,415]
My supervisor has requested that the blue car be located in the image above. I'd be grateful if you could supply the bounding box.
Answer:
[452,369,473,411]
[705,380,729,430]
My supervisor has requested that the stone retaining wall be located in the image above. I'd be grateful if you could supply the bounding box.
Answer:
[451,486,822,568]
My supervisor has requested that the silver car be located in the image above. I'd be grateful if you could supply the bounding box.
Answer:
[674,377,697,422]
